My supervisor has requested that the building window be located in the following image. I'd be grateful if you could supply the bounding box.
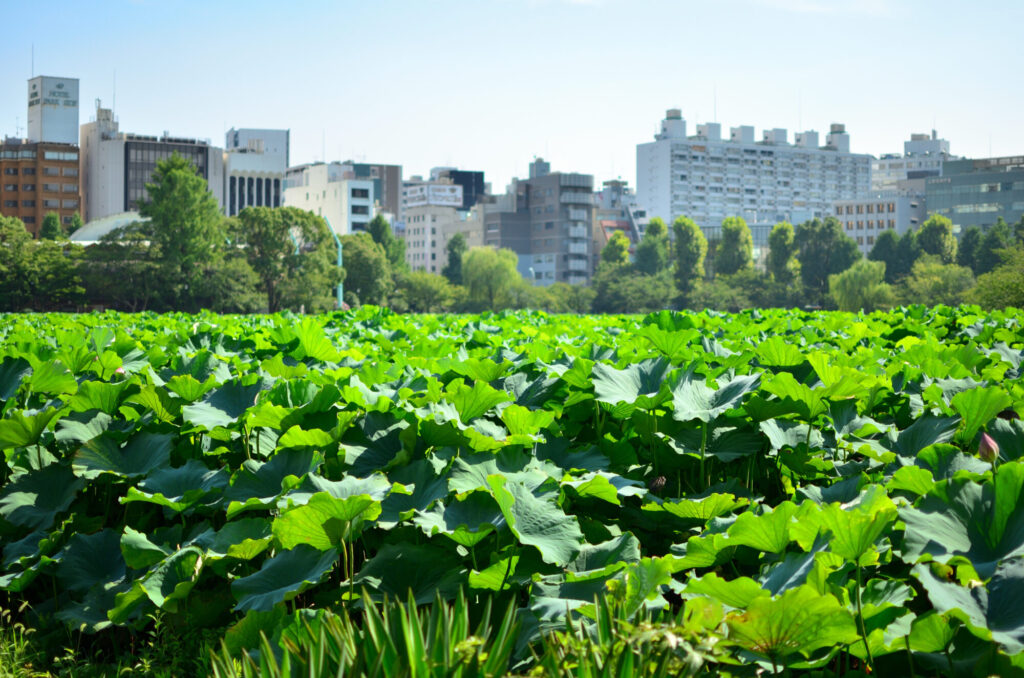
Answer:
[2,200,16,207]
[43,167,60,176]
[856,236,863,245]
[3,168,16,175]
[835,207,842,216]
[62,199,79,208]
[856,221,863,229]
[867,236,875,245]
[22,168,35,175]
[21,200,35,207]
[888,203,895,212]
[2,184,15,191]
[351,205,369,215]
[856,205,863,214]
[22,216,34,224]
[22,184,36,192]
[43,183,60,192]
[845,205,852,214]
[866,204,874,213]
[43,199,60,208]
[63,167,78,177]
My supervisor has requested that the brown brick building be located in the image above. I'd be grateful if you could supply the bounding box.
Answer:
[0,138,81,237]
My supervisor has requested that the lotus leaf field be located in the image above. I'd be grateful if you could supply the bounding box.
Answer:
[2,306,1024,676]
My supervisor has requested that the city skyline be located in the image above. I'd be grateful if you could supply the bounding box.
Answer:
[2,0,1022,191]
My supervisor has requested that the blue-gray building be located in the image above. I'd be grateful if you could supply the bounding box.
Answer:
[926,156,1024,231]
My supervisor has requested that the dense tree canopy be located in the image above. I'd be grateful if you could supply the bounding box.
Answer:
[634,218,670,276]
[338,232,392,306]
[442,233,467,285]
[767,221,798,284]
[462,247,523,310]
[600,231,631,267]
[916,214,957,264]
[716,216,753,276]
[828,259,893,312]
[795,217,861,304]
[672,216,707,301]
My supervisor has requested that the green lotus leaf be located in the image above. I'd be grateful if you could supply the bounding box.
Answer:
[166,374,214,403]
[988,418,1024,463]
[500,404,555,437]
[951,386,1013,444]
[0,408,59,449]
[54,411,114,445]
[287,317,341,363]
[378,459,450,528]
[672,366,761,423]
[193,518,273,561]
[0,465,84,529]
[468,554,520,591]
[562,471,647,505]
[354,542,465,604]
[67,381,130,416]
[126,385,182,423]
[0,357,31,402]
[448,379,510,423]
[667,533,734,572]
[759,418,824,452]
[893,415,960,458]
[411,490,505,548]
[592,357,672,415]
[182,378,264,431]
[726,586,859,666]
[642,492,748,525]
[762,372,828,421]
[28,359,77,396]
[685,572,769,609]
[448,449,558,495]
[487,475,583,567]
[914,559,1024,653]
[73,432,173,479]
[273,491,383,551]
[726,501,799,554]
[611,556,675,619]
[277,425,334,449]
[138,546,203,611]
[121,526,172,570]
[225,449,322,518]
[232,545,337,612]
[900,461,1024,578]
[56,529,125,593]
[567,533,641,574]
[124,460,229,513]
[818,485,897,565]
[908,611,955,653]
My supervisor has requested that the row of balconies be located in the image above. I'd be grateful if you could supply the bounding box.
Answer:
[560,192,593,205]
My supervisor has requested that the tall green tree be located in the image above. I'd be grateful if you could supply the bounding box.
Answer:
[971,246,1024,309]
[0,215,83,311]
[68,212,83,236]
[138,153,229,310]
[716,216,753,275]
[461,247,523,311]
[893,230,922,280]
[868,230,901,283]
[672,216,707,301]
[828,259,893,312]
[634,218,670,275]
[231,206,342,312]
[916,214,957,264]
[767,221,799,284]
[975,217,1014,275]
[368,214,406,271]
[79,221,162,311]
[957,225,983,274]
[795,217,861,303]
[592,267,676,313]
[398,270,458,312]
[900,256,974,307]
[338,232,392,306]
[442,233,467,285]
[1015,215,1024,245]
[600,231,631,267]
[39,212,62,240]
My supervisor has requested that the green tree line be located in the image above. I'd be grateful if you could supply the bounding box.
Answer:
[2,154,1023,314]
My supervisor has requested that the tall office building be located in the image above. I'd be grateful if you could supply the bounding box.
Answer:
[223,128,289,216]
[27,76,79,145]
[79,103,224,222]
[484,158,593,286]
[637,109,872,254]
[0,138,80,236]
[282,162,374,235]
[833,184,927,256]
[926,156,1024,232]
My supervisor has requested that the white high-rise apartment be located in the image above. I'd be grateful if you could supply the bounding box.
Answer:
[282,162,374,235]
[637,109,871,253]
[223,128,289,216]
[871,131,953,192]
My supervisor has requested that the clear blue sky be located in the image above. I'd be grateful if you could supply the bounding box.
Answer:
[2,0,1021,191]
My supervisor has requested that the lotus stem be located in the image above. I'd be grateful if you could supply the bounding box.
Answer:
[854,564,875,674]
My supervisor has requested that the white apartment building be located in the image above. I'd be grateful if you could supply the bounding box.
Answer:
[637,109,871,254]
[28,76,79,145]
[398,182,465,273]
[80,103,224,222]
[282,162,374,235]
[871,131,953,192]
[223,128,289,216]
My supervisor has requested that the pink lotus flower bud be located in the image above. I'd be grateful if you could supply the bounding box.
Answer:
[115,367,125,375]
[979,433,999,463]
